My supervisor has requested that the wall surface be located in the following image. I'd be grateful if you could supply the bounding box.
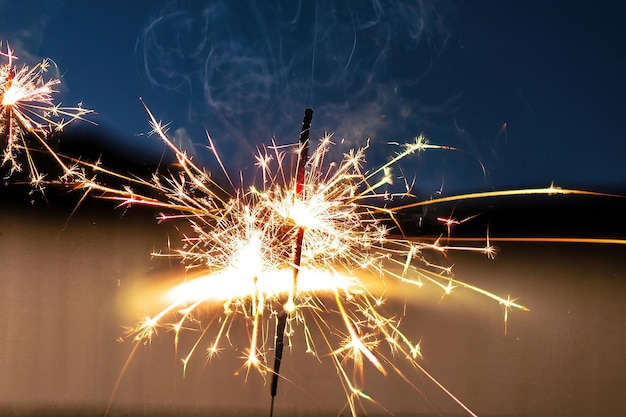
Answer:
[0,192,625,416]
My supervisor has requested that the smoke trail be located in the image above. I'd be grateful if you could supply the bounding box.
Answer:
[137,0,460,182]
[0,2,77,95]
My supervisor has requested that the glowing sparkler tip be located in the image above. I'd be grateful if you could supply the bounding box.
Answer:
[283,300,296,313]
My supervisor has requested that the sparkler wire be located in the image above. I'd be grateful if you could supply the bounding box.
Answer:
[270,108,313,416]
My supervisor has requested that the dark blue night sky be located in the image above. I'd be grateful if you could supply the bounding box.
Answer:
[1,0,624,195]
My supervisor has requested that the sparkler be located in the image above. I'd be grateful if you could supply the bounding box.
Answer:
[269,108,313,416]
[0,42,93,185]
[67,102,624,417]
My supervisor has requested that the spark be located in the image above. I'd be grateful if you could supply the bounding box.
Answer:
[0,41,93,184]
[437,210,481,238]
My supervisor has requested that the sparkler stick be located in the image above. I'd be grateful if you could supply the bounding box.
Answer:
[269,310,287,417]
[290,107,312,306]
[270,108,313,416]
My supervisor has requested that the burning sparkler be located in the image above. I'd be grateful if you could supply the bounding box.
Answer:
[64,101,624,417]
[268,108,313,417]
[0,42,93,185]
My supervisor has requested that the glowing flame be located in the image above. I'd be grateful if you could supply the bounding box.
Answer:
[167,268,361,306]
